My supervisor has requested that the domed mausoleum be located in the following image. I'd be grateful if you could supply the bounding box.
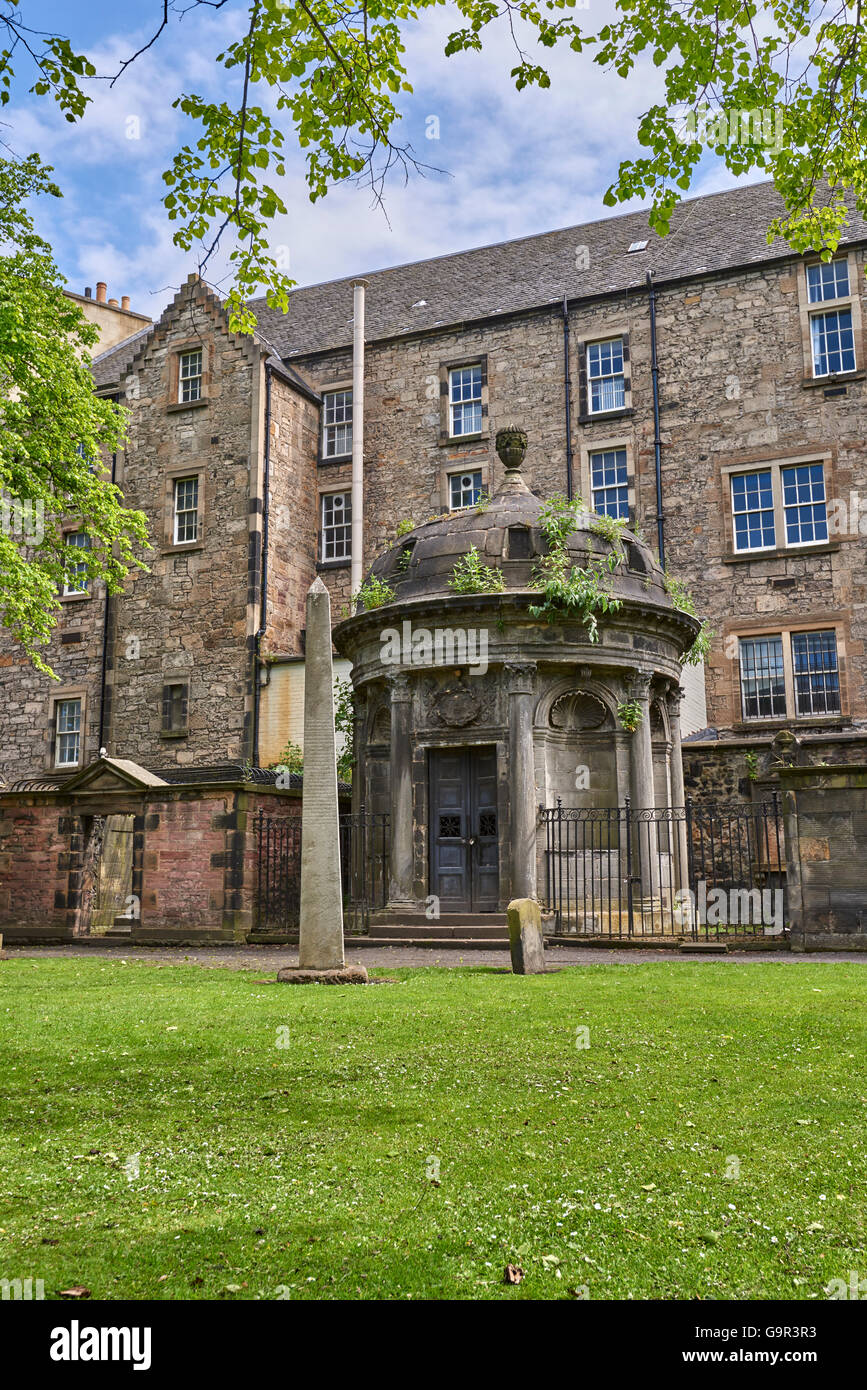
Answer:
[333,434,699,927]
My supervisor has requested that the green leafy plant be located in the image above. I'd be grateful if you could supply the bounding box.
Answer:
[663,572,715,668]
[334,676,355,783]
[528,494,622,641]
[744,750,760,782]
[395,518,415,539]
[474,489,492,515]
[355,575,395,611]
[268,739,303,775]
[394,544,413,573]
[447,546,505,595]
[617,700,644,733]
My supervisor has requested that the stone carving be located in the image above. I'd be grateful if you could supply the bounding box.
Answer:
[550,689,611,732]
[432,680,481,727]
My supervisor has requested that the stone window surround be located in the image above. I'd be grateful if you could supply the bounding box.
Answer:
[441,458,493,513]
[162,464,206,554]
[438,353,489,445]
[719,449,838,562]
[58,523,92,603]
[160,680,190,740]
[166,338,212,413]
[797,248,865,385]
[318,378,353,464]
[579,436,636,522]
[575,324,632,423]
[48,686,88,771]
[721,612,851,729]
[317,483,352,567]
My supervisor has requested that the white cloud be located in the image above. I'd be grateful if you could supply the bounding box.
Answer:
[4,1,753,319]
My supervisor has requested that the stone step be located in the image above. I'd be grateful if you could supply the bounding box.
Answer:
[679,940,729,954]
[369,922,506,940]
[351,935,511,950]
[368,911,505,929]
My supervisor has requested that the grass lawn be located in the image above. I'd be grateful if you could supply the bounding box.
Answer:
[1,956,866,1301]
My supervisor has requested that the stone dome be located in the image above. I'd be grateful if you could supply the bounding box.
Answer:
[360,462,677,615]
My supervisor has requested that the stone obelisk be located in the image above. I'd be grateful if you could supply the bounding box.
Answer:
[277,578,367,984]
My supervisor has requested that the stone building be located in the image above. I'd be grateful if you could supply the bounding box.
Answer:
[2,178,866,799]
[334,438,698,920]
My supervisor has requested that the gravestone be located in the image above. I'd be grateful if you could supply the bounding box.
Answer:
[507,898,546,974]
[277,578,367,985]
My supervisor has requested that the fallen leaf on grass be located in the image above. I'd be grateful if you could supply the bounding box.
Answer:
[59,1286,91,1299]
[503,1264,524,1285]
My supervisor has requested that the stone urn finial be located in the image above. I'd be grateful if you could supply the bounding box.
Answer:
[495,426,528,472]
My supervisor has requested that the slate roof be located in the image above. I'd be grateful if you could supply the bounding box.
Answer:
[91,179,867,386]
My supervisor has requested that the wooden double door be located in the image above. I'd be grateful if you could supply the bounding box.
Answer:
[429,747,499,911]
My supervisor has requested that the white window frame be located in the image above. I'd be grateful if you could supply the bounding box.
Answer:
[62,530,90,596]
[321,491,352,562]
[791,630,841,717]
[448,365,483,438]
[54,698,82,767]
[322,389,353,459]
[448,469,484,511]
[587,337,626,415]
[589,447,630,520]
[809,306,857,378]
[726,455,831,556]
[730,468,777,554]
[173,476,200,545]
[178,349,203,404]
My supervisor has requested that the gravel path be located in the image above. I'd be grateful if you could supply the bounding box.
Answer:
[4,943,867,970]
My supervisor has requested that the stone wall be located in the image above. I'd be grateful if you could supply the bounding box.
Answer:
[683,733,867,804]
[782,765,867,949]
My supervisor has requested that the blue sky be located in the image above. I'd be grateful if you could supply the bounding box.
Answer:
[5,1,752,320]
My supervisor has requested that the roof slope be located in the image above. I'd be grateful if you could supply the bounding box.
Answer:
[92,180,867,384]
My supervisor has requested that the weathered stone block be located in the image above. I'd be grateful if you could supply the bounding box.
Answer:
[507,897,546,975]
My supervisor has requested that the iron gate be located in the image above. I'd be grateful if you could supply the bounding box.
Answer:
[255,807,389,935]
[540,796,786,939]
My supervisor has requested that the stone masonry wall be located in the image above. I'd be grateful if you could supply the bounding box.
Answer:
[782,765,867,948]
[103,281,261,769]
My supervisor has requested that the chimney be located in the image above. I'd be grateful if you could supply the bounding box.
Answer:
[96,282,107,304]
[84,287,92,299]
[108,297,119,307]
[121,295,130,312]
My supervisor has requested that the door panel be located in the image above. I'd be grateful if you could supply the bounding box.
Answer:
[430,747,499,910]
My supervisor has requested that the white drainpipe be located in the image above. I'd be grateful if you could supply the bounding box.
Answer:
[350,279,367,597]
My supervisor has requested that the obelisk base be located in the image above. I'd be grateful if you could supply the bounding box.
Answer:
[276,965,368,985]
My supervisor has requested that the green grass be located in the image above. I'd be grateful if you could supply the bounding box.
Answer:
[1,957,866,1301]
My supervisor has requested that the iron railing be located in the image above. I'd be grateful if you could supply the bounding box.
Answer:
[540,796,786,939]
[255,807,389,936]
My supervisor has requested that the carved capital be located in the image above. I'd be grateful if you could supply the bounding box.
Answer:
[387,672,412,705]
[626,669,653,703]
[505,661,537,696]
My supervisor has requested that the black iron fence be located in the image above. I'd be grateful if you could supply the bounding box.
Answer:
[255,808,389,936]
[540,796,787,939]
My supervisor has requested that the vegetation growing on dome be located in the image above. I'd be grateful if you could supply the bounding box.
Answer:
[447,546,506,595]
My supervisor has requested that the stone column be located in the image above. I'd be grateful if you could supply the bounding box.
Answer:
[506,661,538,901]
[298,578,344,969]
[627,670,659,901]
[387,672,414,908]
[666,683,690,892]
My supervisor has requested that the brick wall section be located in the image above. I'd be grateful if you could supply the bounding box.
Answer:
[781,765,867,948]
[0,785,302,942]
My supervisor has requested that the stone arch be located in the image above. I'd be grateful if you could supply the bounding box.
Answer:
[549,689,613,732]
[534,677,618,731]
[650,698,670,741]
[369,704,391,747]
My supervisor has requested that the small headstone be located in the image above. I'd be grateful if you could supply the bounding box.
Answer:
[507,898,546,974]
